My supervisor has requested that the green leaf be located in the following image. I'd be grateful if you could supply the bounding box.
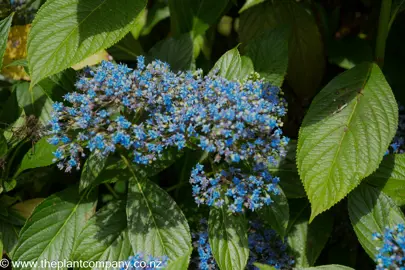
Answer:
[212,47,254,80]
[17,137,58,174]
[125,158,192,266]
[245,27,289,87]
[0,221,19,254]
[0,13,13,69]
[169,0,229,36]
[239,0,266,13]
[297,63,398,221]
[366,154,405,206]
[208,206,249,270]
[389,0,405,29]
[165,249,193,270]
[79,153,108,193]
[287,204,333,267]
[253,263,276,270]
[298,265,355,270]
[258,188,289,238]
[72,200,132,269]
[16,69,76,124]
[149,34,193,72]
[239,0,325,99]
[348,183,405,259]
[12,187,97,269]
[27,0,147,86]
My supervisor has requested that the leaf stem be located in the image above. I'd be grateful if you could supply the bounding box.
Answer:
[375,0,392,67]
[104,183,119,199]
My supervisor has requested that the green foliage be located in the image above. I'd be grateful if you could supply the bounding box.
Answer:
[297,63,398,221]
[27,0,147,86]
[12,187,97,269]
[209,205,249,270]
[348,183,405,259]
[0,13,13,69]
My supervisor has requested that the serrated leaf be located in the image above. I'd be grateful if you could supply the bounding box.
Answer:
[212,47,254,80]
[208,206,249,270]
[297,63,398,221]
[298,265,355,270]
[79,153,108,192]
[149,34,193,72]
[366,154,405,206]
[12,187,97,270]
[72,200,132,270]
[287,204,333,267]
[165,248,192,270]
[0,13,14,69]
[258,188,289,238]
[27,0,147,86]
[239,0,325,99]
[245,27,289,87]
[125,159,192,266]
[348,183,405,259]
[253,263,276,270]
[17,137,58,174]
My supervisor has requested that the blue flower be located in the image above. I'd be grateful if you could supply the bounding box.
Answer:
[373,224,405,269]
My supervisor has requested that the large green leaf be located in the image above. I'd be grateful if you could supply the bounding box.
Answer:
[12,187,97,269]
[27,0,147,86]
[212,47,254,80]
[239,0,324,99]
[348,183,405,259]
[258,188,289,238]
[208,206,249,270]
[72,200,132,269]
[0,13,13,69]
[366,154,405,205]
[287,203,333,267]
[17,137,58,175]
[297,63,398,221]
[79,153,108,192]
[244,27,289,87]
[169,0,229,36]
[125,158,192,268]
[149,34,193,72]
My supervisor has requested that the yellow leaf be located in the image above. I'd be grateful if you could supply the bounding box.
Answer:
[1,24,30,80]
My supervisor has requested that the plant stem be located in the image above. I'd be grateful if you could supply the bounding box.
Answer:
[104,183,119,199]
[375,0,392,67]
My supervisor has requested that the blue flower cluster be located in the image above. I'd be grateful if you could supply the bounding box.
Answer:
[190,164,281,212]
[48,57,288,211]
[248,221,294,270]
[9,0,37,23]
[120,253,168,270]
[387,104,405,154]
[192,219,294,270]
[373,224,405,269]
[192,219,218,270]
